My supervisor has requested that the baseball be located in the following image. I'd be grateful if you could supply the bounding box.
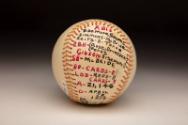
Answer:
[52,19,136,104]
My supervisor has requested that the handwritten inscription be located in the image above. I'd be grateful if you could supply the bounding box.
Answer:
[68,24,129,104]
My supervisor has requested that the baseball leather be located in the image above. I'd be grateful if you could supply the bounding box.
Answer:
[52,19,136,104]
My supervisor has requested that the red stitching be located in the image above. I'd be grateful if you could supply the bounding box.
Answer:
[61,21,89,102]
[122,75,129,80]
[127,61,134,67]
[64,67,74,71]
[98,20,102,25]
[116,87,123,91]
[63,41,75,46]
[118,84,123,88]
[65,76,76,81]
[63,64,72,68]
[72,27,78,31]
[120,34,126,38]
[67,84,74,88]
[117,31,122,34]
[69,30,78,36]
[63,62,73,66]
[65,38,76,42]
[126,65,133,71]
[63,45,72,50]
[127,54,133,59]
[122,37,128,41]
[122,38,131,45]
[110,95,116,98]
[86,21,90,27]
[110,25,115,30]
[126,45,133,50]
[64,72,75,76]
[125,48,133,53]
[106,21,136,102]
[62,23,79,102]
[114,28,118,31]
[62,50,72,55]
[82,23,87,29]
[62,59,72,63]
[67,34,76,38]
[73,89,78,92]
[127,58,134,63]
[66,80,76,84]
[73,93,78,96]
[62,54,72,58]
[95,20,98,26]
[113,92,119,95]
[76,28,81,33]
[79,25,84,30]
[120,79,128,84]
[91,21,94,26]
[107,24,111,27]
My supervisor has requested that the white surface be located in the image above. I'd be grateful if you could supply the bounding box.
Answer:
[0,60,188,125]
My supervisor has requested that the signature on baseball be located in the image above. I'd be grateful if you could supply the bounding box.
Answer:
[52,19,136,104]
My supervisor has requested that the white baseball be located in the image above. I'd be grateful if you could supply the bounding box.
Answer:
[52,19,136,104]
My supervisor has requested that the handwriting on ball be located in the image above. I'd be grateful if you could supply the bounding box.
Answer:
[68,25,129,103]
